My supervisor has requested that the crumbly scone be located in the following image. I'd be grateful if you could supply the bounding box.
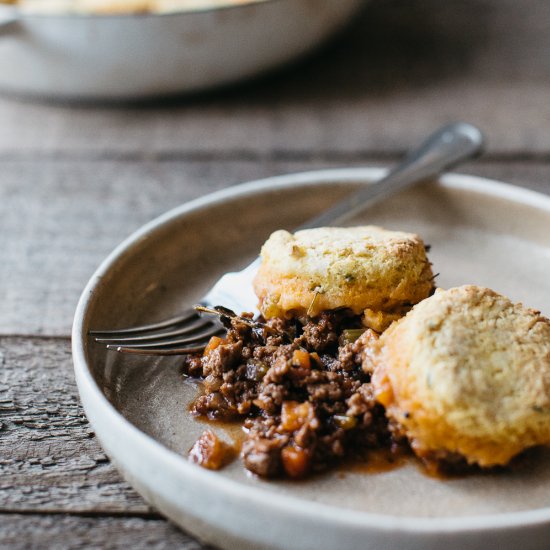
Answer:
[253,226,434,329]
[371,285,550,467]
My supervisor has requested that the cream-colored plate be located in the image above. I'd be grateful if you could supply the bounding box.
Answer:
[73,168,550,550]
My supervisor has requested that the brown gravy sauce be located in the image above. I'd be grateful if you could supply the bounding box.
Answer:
[190,409,426,479]
[193,415,246,451]
[340,447,411,476]
[189,383,423,478]
[188,386,245,452]
[187,383,509,481]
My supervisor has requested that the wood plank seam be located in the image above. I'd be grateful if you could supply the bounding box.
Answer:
[2,151,550,162]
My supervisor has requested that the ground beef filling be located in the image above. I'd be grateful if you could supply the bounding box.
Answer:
[182,311,391,478]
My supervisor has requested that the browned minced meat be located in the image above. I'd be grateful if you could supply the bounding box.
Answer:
[182,311,390,478]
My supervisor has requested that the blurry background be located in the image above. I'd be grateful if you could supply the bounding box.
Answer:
[1,0,550,546]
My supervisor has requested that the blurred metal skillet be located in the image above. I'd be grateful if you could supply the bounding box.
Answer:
[0,0,365,101]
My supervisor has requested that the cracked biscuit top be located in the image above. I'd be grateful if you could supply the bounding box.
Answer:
[371,285,550,467]
[253,225,434,327]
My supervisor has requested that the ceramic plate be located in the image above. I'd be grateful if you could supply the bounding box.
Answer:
[73,168,550,550]
[0,0,363,100]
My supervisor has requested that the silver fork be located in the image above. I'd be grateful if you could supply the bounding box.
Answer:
[91,122,484,355]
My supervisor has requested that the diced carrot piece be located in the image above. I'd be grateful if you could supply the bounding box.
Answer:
[291,349,311,369]
[203,335,224,355]
[281,401,315,432]
[281,445,310,478]
[374,377,394,408]
[188,429,234,470]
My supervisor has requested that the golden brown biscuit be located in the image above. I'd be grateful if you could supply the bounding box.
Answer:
[253,226,433,327]
[371,285,550,467]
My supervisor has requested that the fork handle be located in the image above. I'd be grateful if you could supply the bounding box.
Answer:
[295,122,485,231]
[239,122,484,277]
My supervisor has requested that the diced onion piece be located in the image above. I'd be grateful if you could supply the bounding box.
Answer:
[342,328,366,344]
[334,415,358,430]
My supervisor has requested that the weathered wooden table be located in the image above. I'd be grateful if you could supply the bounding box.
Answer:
[1,0,549,546]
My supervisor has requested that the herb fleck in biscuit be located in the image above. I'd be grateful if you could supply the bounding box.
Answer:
[371,285,550,467]
[253,226,434,329]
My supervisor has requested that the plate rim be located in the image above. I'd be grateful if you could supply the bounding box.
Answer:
[0,0,287,20]
[72,167,550,535]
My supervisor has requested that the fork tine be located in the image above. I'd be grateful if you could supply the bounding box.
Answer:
[105,325,225,351]
[89,308,200,336]
[108,344,209,356]
[93,318,216,344]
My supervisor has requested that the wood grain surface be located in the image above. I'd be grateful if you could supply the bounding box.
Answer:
[1,0,550,546]
[0,0,549,158]
[1,159,548,336]
[0,337,149,514]
[0,514,209,549]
